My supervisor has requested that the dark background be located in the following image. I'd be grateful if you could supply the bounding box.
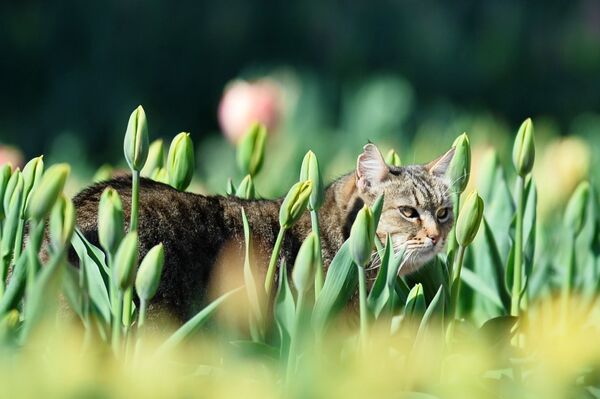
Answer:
[1,0,600,164]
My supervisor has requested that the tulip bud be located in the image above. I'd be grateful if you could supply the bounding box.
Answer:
[237,123,267,176]
[167,132,195,191]
[151,167,169,184]
[123,105,149,171]
[279,180,312,229]
[385,149,401,167]
[27,164,70,221]
[49,195,76,249]
[236,175,255,199]
[448,133,471,194]
[225,178,236,196]
[113,231,139,290]
[142,139,165,177]
[3,168,21,214]
[512,118,535,177]
[456,191,484,247]
[1,173,23,257]
[349,205,375,267]
[564,181,590,237]
[22,155,44,197]
[135,243,165,301]
[299,151,324,211]
[98,187,124,255]
[292,233,319,293]
[0,164,12,220]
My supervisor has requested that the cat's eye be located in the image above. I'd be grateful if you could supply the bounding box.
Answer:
[436,207,451,222]
[399,206,419,220]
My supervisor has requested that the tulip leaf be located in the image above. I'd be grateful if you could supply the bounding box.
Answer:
[274,261,295,356]
[460,267,504,309]
[0,253,27,314]
[312,240,357,332]
[415,286,444,342]
[158,287,242,354]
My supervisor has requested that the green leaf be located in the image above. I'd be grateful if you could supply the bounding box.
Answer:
[20,253,65,341]
[158,287,242,354]
[312,240,357,332]
[403,283,425,325]
[416,286,445,342]
[460,267,504,309]
[62,263,83,318]
[274,265,295,357]
[480,218,511,311]
[71,231,111,323]
[0,253,27,314]
[241,208,265,341]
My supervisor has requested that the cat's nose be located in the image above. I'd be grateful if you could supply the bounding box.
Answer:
[427,233,439,244]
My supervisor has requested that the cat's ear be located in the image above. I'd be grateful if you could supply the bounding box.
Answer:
[356,143,389,193]
[425,147,455,178]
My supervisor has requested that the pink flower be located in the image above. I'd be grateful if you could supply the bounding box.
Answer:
[218,78,282,143]
[0,145,23,169]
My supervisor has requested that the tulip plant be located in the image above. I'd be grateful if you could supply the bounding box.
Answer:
[1,109,600,399]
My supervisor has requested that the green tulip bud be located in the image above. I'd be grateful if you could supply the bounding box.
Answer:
[292,232,319,293]
[135,243,165,301]
[349,205,375,267]
[1,173,23,257]
[113,231,139,291]
[225,178,236,196]
[92,164,114,183]
[3,168,21,214]
[123,105,149,171]
[27,164,70,221]
[564,181,590,237]
[142,139,165,177]
[167,132,195,191]
[0,164,13,220]
[299,151,324,210]
[49,195,76,249]
[448,133,471,194]
[512,118,535,177]
[151,167,169,184]
[279,180,313,229]
[98,187,124,255]
[236,175,255,199]
[385,149,401,167]
[237,123,266,176]
[22,155,44,197]
[455,191,484,247]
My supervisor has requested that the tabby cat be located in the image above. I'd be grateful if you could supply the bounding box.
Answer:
[74,144,455,321]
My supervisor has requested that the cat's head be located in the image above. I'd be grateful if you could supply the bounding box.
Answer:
[355,143,455,274]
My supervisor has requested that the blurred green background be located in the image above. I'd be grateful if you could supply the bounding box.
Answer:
[1,0,599,208]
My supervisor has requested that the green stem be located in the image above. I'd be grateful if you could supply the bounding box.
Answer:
[447,193,460,274]
[130,170,140,231]
[12,220,25,260]
[562,237,576,312]
[138,298,148,330]
[112,291,124,356]
[310,210,324,298]
[25,221,43,305]
[264,228,286,296]
[357,264,368,349]
[123,170,140,336]
[511,176,525,317]
[449,245,466,321]
[122,288,133,331]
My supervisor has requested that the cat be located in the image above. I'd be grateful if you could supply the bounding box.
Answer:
[73,143,455,321]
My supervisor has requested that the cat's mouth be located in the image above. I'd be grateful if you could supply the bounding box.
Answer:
[395,239,444,275]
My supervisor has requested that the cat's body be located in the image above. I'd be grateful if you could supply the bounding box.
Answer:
[73,144,455,321]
